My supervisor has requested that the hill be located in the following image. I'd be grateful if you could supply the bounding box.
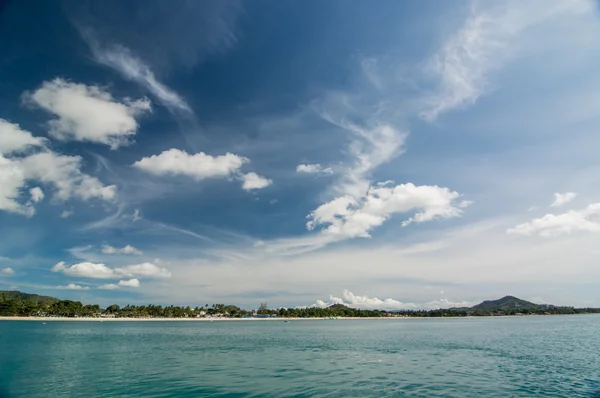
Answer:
[0,290,58,305]
[328,303,350,310]
[471,296,540,311]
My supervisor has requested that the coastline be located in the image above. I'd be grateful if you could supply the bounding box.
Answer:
[1,314,593,322]
[0,316,407,322]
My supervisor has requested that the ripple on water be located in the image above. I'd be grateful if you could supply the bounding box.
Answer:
[1,317,600,397]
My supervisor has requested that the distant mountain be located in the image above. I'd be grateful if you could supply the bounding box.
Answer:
[328,304,350,310]
[471,296,540,311]
[0,290,58,305]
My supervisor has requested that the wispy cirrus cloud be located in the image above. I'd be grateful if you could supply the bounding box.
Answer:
[57,283,89,290]
[420,0,592,121]
[87,43,192,114]
[296,164,334,176]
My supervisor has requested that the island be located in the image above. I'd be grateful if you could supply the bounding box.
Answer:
[1,291,599,320]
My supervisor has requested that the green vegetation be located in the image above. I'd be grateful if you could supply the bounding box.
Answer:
[1,292,599,318]
[471,295,541,311]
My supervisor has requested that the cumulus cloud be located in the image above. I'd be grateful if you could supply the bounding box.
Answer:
[310,289,474,310]
[133,149,247,180]
[0,154,33,216]
[117,262,171,278]
[60,210,73,218]
[0,119,46,155]
[18,152,117,202]
[102,244,143,255]
[298,79,465,244]
[325,121,407,199]
[307,183,467,238]
[551,192,577,207]
[51,261,171,279]
[29,187,44,203]
[25,78,151,149]
[296,164,334,175]
[99,278,140,289]
[507,202,600,237]
[90,44,191,114]
[1,149,116,217]
[52,261,116,279]
[2,111,120,217]
[57,283,89,290]
[0,267,15,275]
[240,172,272,190]
[118,278,140,288]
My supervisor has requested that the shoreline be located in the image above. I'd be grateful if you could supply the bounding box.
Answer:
[0,316,400,322]
[1,314,594,322]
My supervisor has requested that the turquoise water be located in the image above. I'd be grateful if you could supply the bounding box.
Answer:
[1,316,599,397]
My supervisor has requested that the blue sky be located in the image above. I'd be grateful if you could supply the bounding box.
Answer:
[2,0,600,309]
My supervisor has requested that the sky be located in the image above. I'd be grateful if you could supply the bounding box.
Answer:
[1,0,600,310]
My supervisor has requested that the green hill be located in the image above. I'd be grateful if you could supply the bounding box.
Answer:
[0,290,58,305]
[471,296,540,311]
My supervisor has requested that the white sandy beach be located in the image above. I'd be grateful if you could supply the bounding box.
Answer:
[0,316,404,322]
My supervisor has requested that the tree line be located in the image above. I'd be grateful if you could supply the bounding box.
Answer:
[1,293,599,318]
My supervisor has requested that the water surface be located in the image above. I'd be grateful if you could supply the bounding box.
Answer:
[1,316,599,397]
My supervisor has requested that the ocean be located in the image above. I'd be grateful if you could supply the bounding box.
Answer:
[1,316,599,397]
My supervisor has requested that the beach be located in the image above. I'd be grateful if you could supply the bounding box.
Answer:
[0,316,402,322]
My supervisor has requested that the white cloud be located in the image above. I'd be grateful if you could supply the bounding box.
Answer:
[18,152,117,202]
[550,192,577,207]
[52,261,116,279]
[241,172,272,190]
[116,262,171,278]
[102,244,143,255]
[322,120,407,199]
[296,164,334,175]
[57,283,89,290]
[307,183,467,238]
[420,11,505,121]
[420,1,589,121]
[132,209,142,221]
[99,284,119,290]
[133,149,247,180]
[0,119,46,155]
[0,154,33,216]
[90,44,192,114]
[310,290,474,311]
[60,210,73,218]
[29,187,44,203]
[507,202,600,237]
[25,78,151,149]
[51,261,171,279]
[118,278,140,288]
[0,267,15,275]
[2,151,112,217]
